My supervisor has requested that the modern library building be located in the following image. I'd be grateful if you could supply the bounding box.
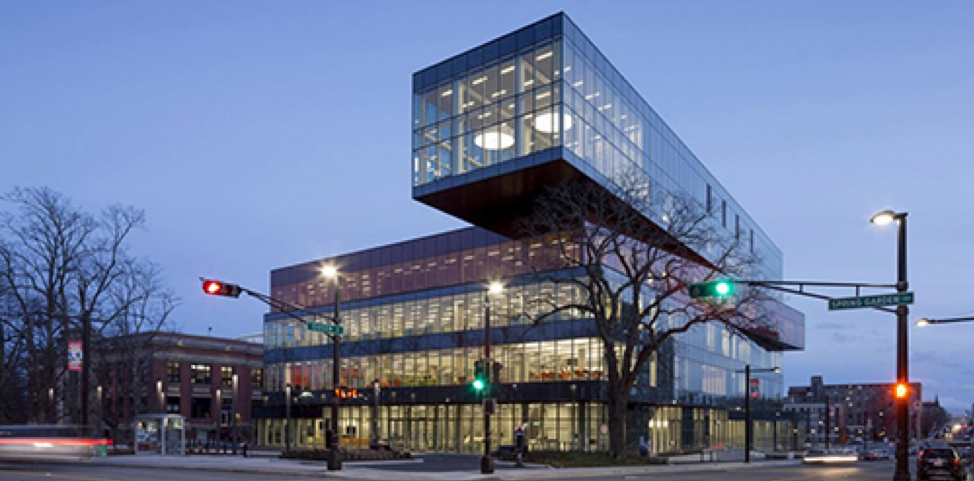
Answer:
[254,13,805,455]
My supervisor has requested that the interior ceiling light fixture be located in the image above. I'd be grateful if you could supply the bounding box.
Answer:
[534,112,573,134]
[474,125,515,150]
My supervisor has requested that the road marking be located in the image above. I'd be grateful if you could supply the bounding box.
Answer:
[0,469,122,481]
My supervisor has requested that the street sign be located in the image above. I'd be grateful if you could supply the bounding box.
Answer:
[308,322,344,336]
[828,292,914,311]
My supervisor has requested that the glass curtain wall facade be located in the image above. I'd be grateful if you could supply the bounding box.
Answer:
[257,227,792,453]
[257,13,803,455]
[412,13,783,281]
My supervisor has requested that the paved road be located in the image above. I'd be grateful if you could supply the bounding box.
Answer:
[572,461,970,481]
[0,463,320,481]
[1,458,970,481]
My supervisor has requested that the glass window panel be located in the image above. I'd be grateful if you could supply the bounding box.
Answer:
[519,52,535,92]
[422,89,438,126]
[499,58,516,100]
[437,84,454,120]
[517,115,533,157]
[534,43,555,86]
[483,63,500,106]
[467,69,486,110]
[412,92,423,130]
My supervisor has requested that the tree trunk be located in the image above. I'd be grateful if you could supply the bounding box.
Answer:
[607,385,630,458]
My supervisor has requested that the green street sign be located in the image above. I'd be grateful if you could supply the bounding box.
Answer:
[308,322,344,336]
[828,292,914,311]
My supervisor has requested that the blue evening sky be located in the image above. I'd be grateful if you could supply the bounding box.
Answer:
[2,2,972,412]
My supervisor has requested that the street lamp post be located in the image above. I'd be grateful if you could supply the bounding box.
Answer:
[232,373,238,455]
[323,266,342,472]
[740,365,780,463]
[285,383,292,454]
[871,209,910,481]
[371,379,381,450]
[481,282,503,475]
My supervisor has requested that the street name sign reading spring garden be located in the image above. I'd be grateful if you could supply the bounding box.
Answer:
[828,292,914,311]
[308,322,344,336]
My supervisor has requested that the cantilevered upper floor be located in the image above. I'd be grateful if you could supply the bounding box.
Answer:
[412,13,783,281]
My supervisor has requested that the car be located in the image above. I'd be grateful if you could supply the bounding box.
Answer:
[916,446,965,481]
[860,448,891,461]
[804,448,859,464]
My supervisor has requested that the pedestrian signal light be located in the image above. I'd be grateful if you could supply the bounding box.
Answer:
[201,279,242,298]
[689,280,735,299]
[895,383,908,399]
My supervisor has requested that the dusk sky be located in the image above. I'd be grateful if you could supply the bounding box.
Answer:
[3,2,972,412]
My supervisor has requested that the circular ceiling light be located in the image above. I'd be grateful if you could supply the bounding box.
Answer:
[533,112,573,134]
[474,126,515,150]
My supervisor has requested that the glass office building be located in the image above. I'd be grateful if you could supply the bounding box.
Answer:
[256,13,804,454]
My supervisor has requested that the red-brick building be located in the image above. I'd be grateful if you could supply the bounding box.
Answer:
[99,332,263,444]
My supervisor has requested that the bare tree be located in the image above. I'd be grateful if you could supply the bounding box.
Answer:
[517,174,775,457]
[0,186,177,426]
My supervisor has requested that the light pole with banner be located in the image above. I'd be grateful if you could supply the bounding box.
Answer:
[739,365,780,463]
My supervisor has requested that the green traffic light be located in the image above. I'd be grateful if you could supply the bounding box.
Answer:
[472,379,485,391]
[715,281,731,296]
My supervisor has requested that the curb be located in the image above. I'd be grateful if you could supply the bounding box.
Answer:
[494,460,803,480]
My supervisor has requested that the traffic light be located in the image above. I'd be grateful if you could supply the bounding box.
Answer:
[471,360,487,392]
[689,280,734,299]
[201,279,242,298]
[491,362,503,391]
[894,383,908,399]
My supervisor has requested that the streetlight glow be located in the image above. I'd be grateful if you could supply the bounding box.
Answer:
[870,210,898,226]
[915,318,930,327]
[322,265,338,279]
[488,282,504,295]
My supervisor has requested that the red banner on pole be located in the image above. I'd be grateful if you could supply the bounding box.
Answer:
[68,340,82,372]
[749,378,760,399]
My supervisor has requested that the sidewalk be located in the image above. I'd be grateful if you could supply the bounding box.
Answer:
[90,453,801,480]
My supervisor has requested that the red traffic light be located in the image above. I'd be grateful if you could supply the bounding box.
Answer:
[201,279,242,298]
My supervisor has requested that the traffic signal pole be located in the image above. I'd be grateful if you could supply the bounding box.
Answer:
[201,277,343,469]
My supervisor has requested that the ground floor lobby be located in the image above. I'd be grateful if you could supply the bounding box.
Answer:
[254,401,796,455]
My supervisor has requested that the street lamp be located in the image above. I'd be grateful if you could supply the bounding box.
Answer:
[738,365,780,463]
[916,316,974,326]
[871,209,910,481]
[322,265,343,471]
[481,281,504,475]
